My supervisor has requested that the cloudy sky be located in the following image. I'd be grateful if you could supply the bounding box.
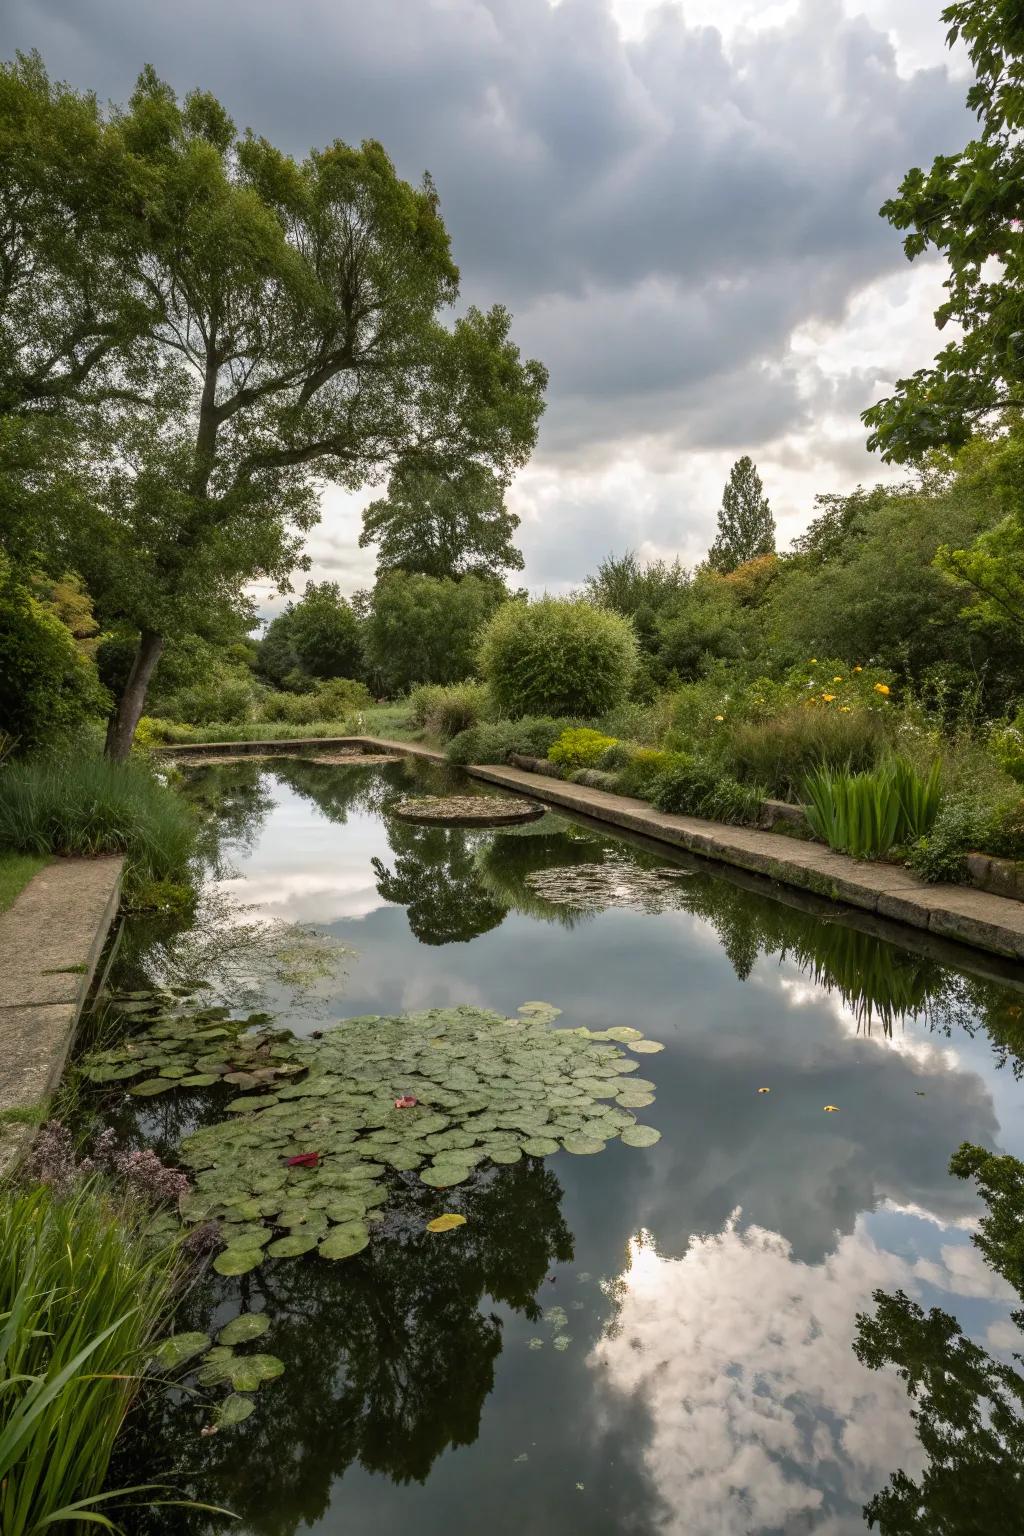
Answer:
[3,0,972,604]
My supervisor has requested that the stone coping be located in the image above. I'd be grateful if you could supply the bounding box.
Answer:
[353,737,1024,965]
[0,856,123,1178]
[154,731,1024,963]
[157,737,402,757]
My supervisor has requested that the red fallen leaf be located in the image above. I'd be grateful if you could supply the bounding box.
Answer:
[286,1152,320,1168]
[394,1095,418,1110]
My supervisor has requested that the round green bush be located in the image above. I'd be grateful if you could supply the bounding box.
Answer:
[477,598,637,719]
[548,727,618,772]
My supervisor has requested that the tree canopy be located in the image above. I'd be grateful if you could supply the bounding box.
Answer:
[360,459,523,580]
[707,457,775,573]
[863,2,1024,461]
[1,58,547,755]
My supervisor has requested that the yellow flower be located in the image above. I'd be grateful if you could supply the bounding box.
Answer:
[822,692,836,702]
[833,676,843,683]
[853,665,863,673]
[840,706,851,713]
[873,682,890,696]
[808,658,817,664]
[714,714,725,722]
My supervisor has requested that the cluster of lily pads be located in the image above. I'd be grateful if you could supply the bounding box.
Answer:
[85,995,664,1276]
[525,856,693,914]
[152,1311,282,1430]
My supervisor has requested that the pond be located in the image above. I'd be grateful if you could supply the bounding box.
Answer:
[94,753,1024,1536]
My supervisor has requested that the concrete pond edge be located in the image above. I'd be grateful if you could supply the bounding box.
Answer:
[157,734,1024,964]
[0,856,123,1179]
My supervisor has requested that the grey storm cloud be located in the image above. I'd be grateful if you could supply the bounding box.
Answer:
[2,0,969,460]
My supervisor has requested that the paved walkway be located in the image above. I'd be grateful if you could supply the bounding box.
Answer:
[0,857,122,1177]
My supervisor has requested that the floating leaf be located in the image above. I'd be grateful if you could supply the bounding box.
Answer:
[319,1223,370,1260]
[757,1087,771,1095]
[394,1095,418,1109]
[629,1040,665,1054]
[528,1337,544,1350]
[521,1136,561,1157]
[824,1105,839,1113]
[130,1078,175,1097]
[606,1027,643,1042]
[420,1163,472,1187]
[151,1332,211,1372]
[553,1335,571,1351]
[562,1136,605,1155]
[426,1213,467,1233]
[215,1394,256,1428]
[286,1152,320,1168]
[213,1248,263,1277]
[182,1073,220,1088]
[218,1314,270,1347]
[620,1124,661,1148]
[267,1232,318,1258]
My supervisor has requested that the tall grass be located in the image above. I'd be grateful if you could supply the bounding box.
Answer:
[0,756,195,884]
[724,706,889,801]
[803,759,941,859]
[0,1182,177,1534]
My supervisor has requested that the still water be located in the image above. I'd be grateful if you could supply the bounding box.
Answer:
[104,754,1024,1535]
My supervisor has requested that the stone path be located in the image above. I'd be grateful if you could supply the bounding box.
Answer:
[0,857,122,1177]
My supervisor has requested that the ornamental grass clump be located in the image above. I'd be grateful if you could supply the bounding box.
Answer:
[0,1181,178,1535]
[0,755,195,886]
[723,706,890,801]
[803,758,941,860]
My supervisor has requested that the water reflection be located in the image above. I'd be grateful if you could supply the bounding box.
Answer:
[115,1158,573,1535]
[855,1143,1024,1533]
[372,819,508,944]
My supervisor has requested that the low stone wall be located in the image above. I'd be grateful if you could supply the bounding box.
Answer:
[0,857,123,1178]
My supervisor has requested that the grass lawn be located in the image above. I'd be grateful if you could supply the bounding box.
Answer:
[0,851,51,913]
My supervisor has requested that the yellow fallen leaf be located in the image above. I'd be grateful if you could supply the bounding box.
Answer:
[757,1087,771,1095]
[823,1105,839,1113]
[426,1213,467,1233]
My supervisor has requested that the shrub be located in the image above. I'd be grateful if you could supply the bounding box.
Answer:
[478,597,638,718]
[163,676,255,725]
[803,759,941,860]
[258,690,324,725]
[0,755,195,885]
[992,716,1024,784]
[724,706,889,800]
[133,715,190,750]
[906,790,1020,882]
[651,753,764,825]
[445,717,567,767]
[548,727,618,772]
[0,1181,177,1535]
[614,747,675,799]
[313,677,372,717]
[0,572,108,752]
[410,681,489,741]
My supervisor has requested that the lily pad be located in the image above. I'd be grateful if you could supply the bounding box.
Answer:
[562,1135,605,1155]
[521,1136,561,1156]
[319,1223,370,1260]
[267,1232,318,1258]
[152,1332,211,1372]
[130,1078,176,1097]
[215,1393,256,1428]
[213,1248,263,1277]
[420,1163,472,1187]
[628,1040,665,1054]
[218,1314,270,1347]
[620,1124,662,1148]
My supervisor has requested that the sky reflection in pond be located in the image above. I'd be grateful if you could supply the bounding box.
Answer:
[110,758,1024,1535]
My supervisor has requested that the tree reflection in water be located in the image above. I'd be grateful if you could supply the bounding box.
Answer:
[855,1143,1024,1533]
[113,1157,573,1535]
[372,817,509,944]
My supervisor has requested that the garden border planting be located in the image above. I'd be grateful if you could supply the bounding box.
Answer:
[0,856,123,1177]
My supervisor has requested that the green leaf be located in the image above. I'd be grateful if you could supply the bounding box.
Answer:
[218,1314,270,1347]
[620,1124,662,1148]
[267,1232,318,1258]
[213,1248,263,1277]
[215,1393,256,1428]
[319,1223,370,1260]
[151,1332,211,1372]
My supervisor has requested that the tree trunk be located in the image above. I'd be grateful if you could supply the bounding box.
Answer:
[104,628,164,761]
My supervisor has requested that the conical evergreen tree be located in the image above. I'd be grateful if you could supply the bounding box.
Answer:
[707,456,775,573]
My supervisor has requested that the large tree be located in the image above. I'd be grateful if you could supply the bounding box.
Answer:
[287,582,363,680]
[5,62,547,757]
[706,456,775,573]
[863,2,1024,461]
[359,458,523,580]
